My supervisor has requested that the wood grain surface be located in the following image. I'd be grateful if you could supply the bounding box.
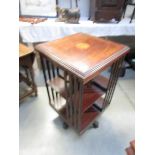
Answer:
[35,33,129,83]
[19,44,33,58]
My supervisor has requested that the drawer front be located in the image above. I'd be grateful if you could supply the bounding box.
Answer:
[95,10,122,21]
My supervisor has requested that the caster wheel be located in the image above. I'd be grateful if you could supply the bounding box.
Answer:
[93,121,99,128]
[63,122,69,129]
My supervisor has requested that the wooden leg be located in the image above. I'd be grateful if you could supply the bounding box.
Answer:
[29,67,38,96]
[19,72,31,86]
[40,56,51,102]
[130,8,135,23]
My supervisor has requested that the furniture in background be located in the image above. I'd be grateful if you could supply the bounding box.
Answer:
[19,0,58,17]
[19,17,47,24]
[105,36,135,76]
[89,0,126,22]
[125,140,135,155]
[35,33,129,134]
[19,44,37,102]
[19,17,134,43]
[122,0,135,23]
[19,16,135,77]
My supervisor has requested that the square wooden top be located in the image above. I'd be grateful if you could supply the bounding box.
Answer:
[35,33,129,83]
[19,44,33,58]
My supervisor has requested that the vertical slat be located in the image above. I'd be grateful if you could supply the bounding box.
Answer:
[52,63,59,99]
[40,55,51,102]
[78,80,84,131]
[52,63,60,101]
[51,63,55,78]
[106,61,119,103]
[68,74,73,124]
[107,57,124,104]
[73,76,78,128]
[29,66,37,96]
[130,8,135,23]
[103,56,125,108]
[24,68,29,81]
[57,67,60,77]
[108,56,125,103]
[46,60,55,100]
[64,71,69,121]
[105,60,119,104]
[56,91,59,99]
[104,61,119,106]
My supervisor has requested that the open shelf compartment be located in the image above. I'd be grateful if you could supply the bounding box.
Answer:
[47,76,106,113]
[92,74,109,91]
[58,104,100,134]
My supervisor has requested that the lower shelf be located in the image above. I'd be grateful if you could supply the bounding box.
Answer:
[80,106,100,133]
[47,76,105,113]
[19,81,37,101]
[47,75,109,134]
[58,104,100,134]
[93,96,109,111]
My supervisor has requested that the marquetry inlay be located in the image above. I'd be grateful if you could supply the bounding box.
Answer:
[76,43,90,50]
[35,33,129,83]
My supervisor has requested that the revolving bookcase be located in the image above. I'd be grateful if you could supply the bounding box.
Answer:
[35,33,129,134]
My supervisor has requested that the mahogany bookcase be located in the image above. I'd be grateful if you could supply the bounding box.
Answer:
[35,33,129,134]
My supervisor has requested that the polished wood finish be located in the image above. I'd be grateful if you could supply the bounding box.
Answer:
[19,43,33,58]
[48,76,105,112]
[92,74,109,91]
[35,33,129,84]
[89,0,126,22]
[36,33,129,134]
[59,105,99,133]
[19,43,37,101]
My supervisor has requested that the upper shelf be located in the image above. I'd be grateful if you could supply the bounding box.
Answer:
[92,74,109,91]
[35,33,129,83]
[47,76,106,113]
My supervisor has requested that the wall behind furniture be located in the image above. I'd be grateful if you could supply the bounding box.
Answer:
[58,0,90,17]
[19,0,90,17]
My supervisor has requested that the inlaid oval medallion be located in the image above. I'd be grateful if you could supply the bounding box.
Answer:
[76,43,90,49]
